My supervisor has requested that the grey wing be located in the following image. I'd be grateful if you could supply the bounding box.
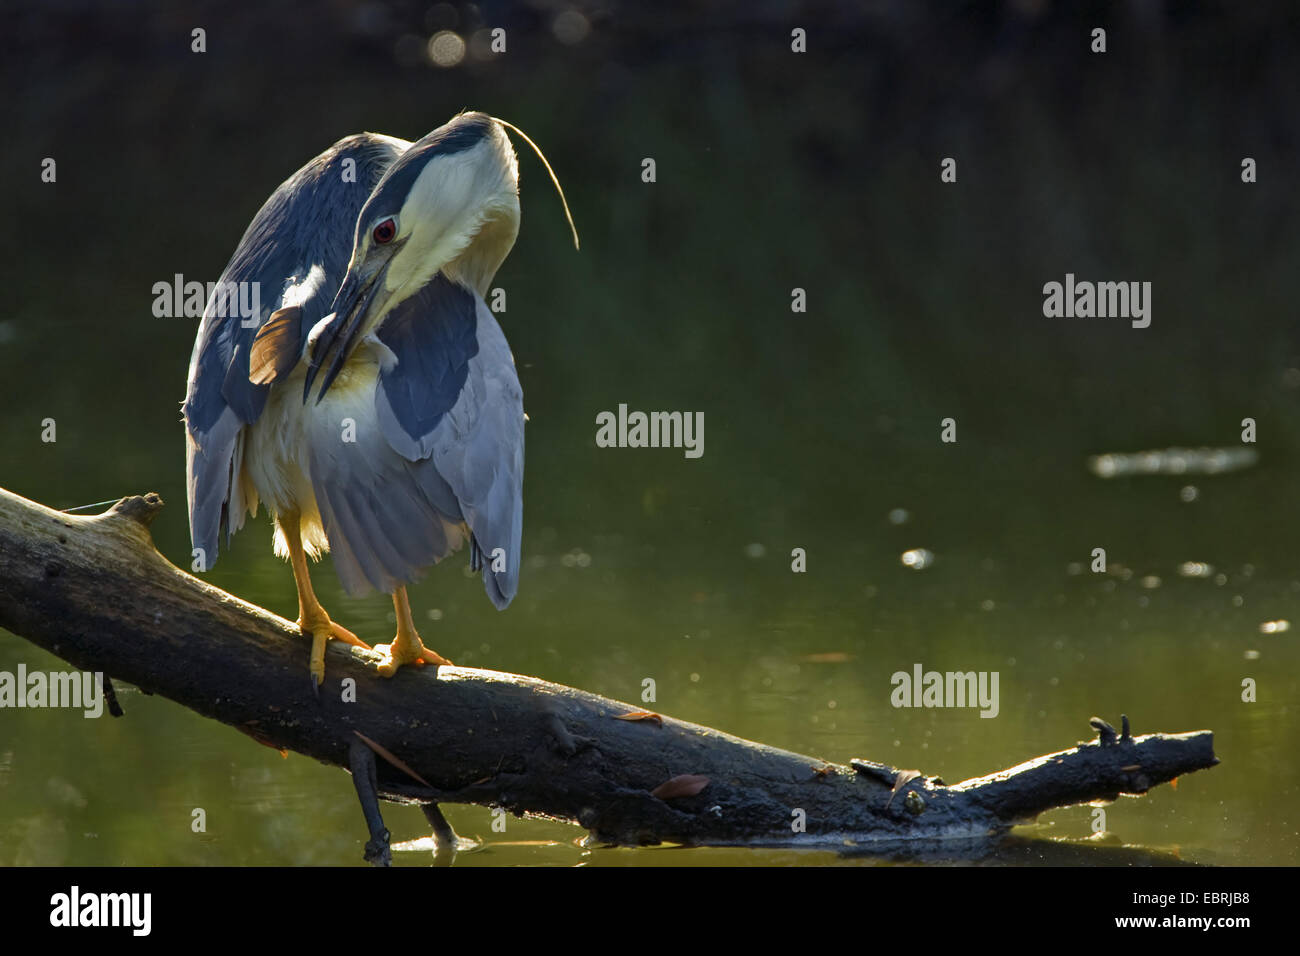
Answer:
[182,133,408,568]
[309,275,524,606]
[306,416,473,600]
[426,291,525,608]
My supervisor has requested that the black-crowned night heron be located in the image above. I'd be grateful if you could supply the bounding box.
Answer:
[182,111,575,688]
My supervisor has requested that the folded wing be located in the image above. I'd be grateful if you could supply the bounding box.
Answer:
[182,134,408,567]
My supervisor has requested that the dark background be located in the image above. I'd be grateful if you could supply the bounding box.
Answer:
[4,1,1300,557]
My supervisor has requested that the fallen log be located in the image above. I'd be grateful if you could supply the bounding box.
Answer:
[0,487,1219,863]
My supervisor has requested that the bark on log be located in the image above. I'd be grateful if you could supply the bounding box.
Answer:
[0,487,1219,861]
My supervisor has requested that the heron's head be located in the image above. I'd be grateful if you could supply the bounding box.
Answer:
[305,111,521,401]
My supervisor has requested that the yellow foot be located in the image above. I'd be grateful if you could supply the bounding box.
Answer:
[299,616,371,686]
[372,632,453,678]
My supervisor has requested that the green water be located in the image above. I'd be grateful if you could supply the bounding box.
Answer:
[1,4,1298,865]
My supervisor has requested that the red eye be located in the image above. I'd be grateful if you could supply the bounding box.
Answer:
[372,218,396,244]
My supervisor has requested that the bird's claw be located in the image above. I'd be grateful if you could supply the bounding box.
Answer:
[371,639,452,677]
[307,632,328,696]
[299,612,369,696]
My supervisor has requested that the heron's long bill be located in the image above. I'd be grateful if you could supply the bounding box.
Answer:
[302,264,386,404]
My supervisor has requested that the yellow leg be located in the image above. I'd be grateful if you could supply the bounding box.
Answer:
[372,586,453,677]
[281,510,370,686]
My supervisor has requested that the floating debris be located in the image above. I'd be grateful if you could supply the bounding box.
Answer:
[900,548,933,570]
[888,508,910,526]
[800,651,853,663]
[1088,446,1257,478]
[1178,562,1214,578]
[1259,620,1290,634]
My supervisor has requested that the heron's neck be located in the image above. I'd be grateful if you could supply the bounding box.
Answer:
[441,212,519,299]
